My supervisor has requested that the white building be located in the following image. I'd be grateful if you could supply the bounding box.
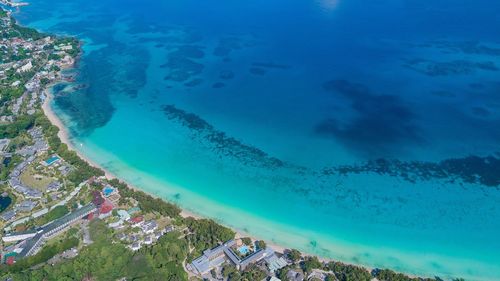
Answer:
[2,230,38,243]
[17,61,33,73]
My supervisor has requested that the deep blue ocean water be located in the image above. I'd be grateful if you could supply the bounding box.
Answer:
[14,0,500,280]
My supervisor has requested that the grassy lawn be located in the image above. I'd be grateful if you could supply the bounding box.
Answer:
[34,205,69,226]
[19,166,54,191]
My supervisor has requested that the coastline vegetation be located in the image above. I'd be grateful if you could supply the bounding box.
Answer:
[3,220,188,281]
[184,216,235,262]
[34,113,105,184]
[109,178,181,219]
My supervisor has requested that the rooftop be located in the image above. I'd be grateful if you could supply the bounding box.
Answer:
[1,210,16,221]
[17,203,97,258]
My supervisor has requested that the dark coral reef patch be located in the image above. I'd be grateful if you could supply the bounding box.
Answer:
[161,105,286,170]
[323,155,500,187]
[318,79,421,157]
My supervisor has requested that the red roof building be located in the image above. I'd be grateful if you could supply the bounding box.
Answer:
[6,256,15,265]
[100,200,113,214]
[130,216,143,224]
[86,212,94,220]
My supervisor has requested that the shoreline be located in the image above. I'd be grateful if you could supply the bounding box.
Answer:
[3,1,500,280]
[9,4,496,280]
[22,5,477,281]
[37,36,440,281]
[41,87,291,255]
[23,13,473,281]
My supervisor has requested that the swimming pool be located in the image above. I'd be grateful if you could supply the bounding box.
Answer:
[103,186,115,197]
[237,245,249,255]
[44,156,60,166]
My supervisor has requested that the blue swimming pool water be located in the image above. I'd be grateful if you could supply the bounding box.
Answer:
[45,156,60,165]
[14,0,500,280]
[238,245,249,255]
[102,186,114,196]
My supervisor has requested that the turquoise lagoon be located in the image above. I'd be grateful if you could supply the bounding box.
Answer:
[14,0,500,280]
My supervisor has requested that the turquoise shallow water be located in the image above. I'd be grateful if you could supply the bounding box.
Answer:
[14,0,500,280]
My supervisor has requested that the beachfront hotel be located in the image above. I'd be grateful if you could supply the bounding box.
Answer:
[190,239,282,276]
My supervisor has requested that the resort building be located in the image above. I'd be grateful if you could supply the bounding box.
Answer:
[17,60,32,73]
[140,220,158,234]
[165,225,174,233]
[191,240,236,275]
[144,235,153,245]
[117,210,131,221]
[0,210,16,222]
[130,242,141,251]
[0,139,10,151]
[130,215,144,227]
[5,203,98,259]
[98,199,113,219]
[116,233,127,241]
[286,270,305,281]
[190,239,275,275]
[2,230,37,243]
[46,181,62,192]
[227,246,275,271]
[265,253,289,273]
[15,200,37,213]
[127,207,140,215]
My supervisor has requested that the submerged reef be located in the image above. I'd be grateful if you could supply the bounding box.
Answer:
[319,79,421,157]
[213,37,243,57]
[161,105,286,169]
[252,62,292,69]
[162,45,205,83]
[431,90,456,98]
[53,44,152,135]
[212,82,225,88]
[161,103,500,189]
[219,70,234,80]
[471,106,491,117]
[170,45,205,59]
[403,59,498,76]
[184,78,204,87]
[213,36,259,58]
[323,155,500,187]
[420,40,500,57]
[249,67,266,75]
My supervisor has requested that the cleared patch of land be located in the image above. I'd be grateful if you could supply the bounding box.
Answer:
[19,166,55,191]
